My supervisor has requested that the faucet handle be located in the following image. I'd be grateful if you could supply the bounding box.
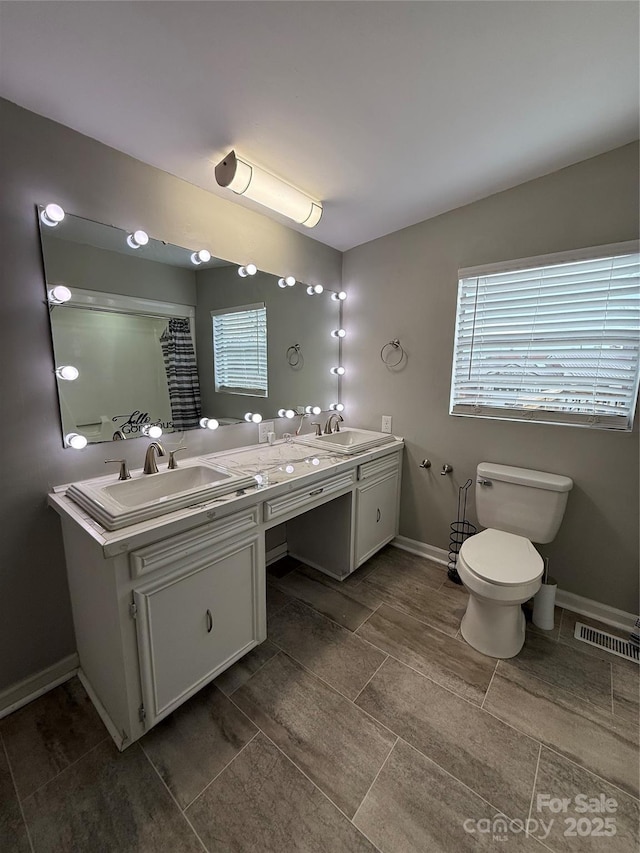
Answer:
[105,459,131,481]
[168,447,187,470]
[311,422,322,436]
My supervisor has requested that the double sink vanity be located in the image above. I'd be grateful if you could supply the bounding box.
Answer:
[49,428,404,749]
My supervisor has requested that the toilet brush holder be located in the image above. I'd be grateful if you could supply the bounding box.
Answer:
[532,577,557,631]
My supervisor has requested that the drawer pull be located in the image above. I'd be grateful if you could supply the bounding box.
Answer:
[206,609,213,633]
[376,508,381,523]
[309,488,324,496]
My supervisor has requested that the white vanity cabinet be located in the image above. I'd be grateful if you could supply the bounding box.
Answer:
[355,454,401,567]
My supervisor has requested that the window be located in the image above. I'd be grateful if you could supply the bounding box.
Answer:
[212,303,268,396]
[450,243,640,430]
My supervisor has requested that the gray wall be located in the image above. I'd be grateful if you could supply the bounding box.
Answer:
[0,99,341,691]
[343,142,639,613]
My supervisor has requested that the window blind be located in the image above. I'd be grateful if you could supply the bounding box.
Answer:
[450,245,640,430]
[212,304,268,397]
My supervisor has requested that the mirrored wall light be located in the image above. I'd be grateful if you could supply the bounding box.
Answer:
[65,432,88,450]
[305,405,322,415]
[330,403,345,412]
[306,284,324,295]
[141,424,163,438]
[305,457,321,467]
[331,366,346,376]
[199,417,219,430]
[40,203,65,227]
[331,328,346,338]
[244,412,263,423]
[48,285,72,305]
[126,230,149,249]
[238,263,257,277]
[55,365,79,381]
[190,249,211,265]
[278,276,296,288]
[331,291,347,301]
[278,408,296,418]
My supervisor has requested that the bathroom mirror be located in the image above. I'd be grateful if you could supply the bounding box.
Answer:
[38,209,341,445]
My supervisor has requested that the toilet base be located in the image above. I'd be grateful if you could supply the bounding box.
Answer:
[461,595,526,659]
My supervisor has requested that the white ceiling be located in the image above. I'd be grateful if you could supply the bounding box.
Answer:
[1,1,638,251]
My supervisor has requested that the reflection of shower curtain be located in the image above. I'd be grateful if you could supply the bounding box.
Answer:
[159,318,201,430]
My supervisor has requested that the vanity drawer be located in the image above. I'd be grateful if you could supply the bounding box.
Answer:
[130,507,259,579]
[358,452,400,482]
[264,471,355,522]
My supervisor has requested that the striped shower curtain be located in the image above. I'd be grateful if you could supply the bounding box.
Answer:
[159,318,201,430]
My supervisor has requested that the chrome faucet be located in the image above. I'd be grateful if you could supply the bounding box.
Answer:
[112,429,127,440]
[143,441,165,474]
[323,413,344,434]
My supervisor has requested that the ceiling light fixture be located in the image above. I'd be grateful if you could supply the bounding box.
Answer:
[215,150,322,228]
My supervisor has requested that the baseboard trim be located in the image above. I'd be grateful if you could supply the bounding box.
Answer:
[0,653,79,719]
[266,543,288,566]
[391,537,636,632]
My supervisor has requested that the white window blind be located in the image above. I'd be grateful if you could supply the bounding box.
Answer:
[212,303,268,397]
[450,244,640,430]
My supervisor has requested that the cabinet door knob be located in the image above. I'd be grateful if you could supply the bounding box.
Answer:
[206,609,213,633]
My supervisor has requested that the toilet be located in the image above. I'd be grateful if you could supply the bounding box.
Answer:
[458,462,573,659]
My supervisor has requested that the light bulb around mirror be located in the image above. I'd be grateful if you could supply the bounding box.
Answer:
[330,403,345,412]
[41,203,65,227]
[65,432,87,450]
[285,464,295,474]
[191,249,211,265]
[142,424,163,438]
[305,405,321,415]
[244,412,262,423]
[331,291,347,301]
[331,329,346,338]
[48,285,72,304]
[331,366,346,376]
[199,417,219,430]
[126,230,149,249]
[238,263,258,277]
[55,365,79,381]
[278,408,296,419]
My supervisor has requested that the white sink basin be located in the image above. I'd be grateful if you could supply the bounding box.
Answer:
[66,463,254,531]
[293,428,397,455]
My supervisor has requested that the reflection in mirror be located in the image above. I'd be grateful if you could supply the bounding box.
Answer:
[38,209,341,446]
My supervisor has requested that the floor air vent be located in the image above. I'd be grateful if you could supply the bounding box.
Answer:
[574,622,639,664]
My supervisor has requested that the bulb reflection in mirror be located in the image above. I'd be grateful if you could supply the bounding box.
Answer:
[141,424,163,438]
[331,366,345,376]
[306,457,320,467]
[48,285,72,305]
[278,276,296,288]
[330,403,345,412]
[238,263,257,277]
[41,203,65,227]
[331,329,346,338]
[331,291,347,301]
[278,408,296,419]
[191,249,211,265]
[126,230,149,249]
[306,284,324,295]
[199,417,219,430]
[305,405,321,415]
[65,432,87,450]
[55,365,79,381]
[285,464,295,474]
[244,412,262,423]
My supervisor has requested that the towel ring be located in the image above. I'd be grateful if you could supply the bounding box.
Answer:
[286,344,302,367]
[380,339,405,367]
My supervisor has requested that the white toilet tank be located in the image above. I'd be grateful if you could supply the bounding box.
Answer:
[476,462,573,544]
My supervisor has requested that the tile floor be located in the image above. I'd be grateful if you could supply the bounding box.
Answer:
[1,546,638,852]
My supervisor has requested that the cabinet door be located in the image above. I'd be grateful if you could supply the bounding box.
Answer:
[134,533,264,727]
[355,470,399,568]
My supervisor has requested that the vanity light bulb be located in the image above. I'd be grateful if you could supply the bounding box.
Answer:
[127,230,149,249]
[306,286,315,295]
[330,403,345,412]
[278,278,288,288]
[41,203,65,227]
[65,432,87,450]
[278,408,296,418]
[306,405,321,415]
[142,424,163,438]
[331,366,346,376]
[49,285,72,304]
[285,276,296,287]
[314,285,324,294]
[55,365,79,381]
[285,464,295,474]
[239,263,258,277]
[306,457,320,467]
[191,249,211,265]
[200,417,219,430]
[245,412,262,424]
[332,329,346,338]
[331,291,347,301]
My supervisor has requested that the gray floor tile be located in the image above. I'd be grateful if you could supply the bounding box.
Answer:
[484,668,639,799]
[214,639,280,695]
[266,584,293,618]
[232,652,396,817]
[360,545,445,589]
[267,555,301,578]
[353,738,536,853]
[612,659,639,724]
[363,558,464,636]
[268,600,387,699]
[0,742,30,853]
[272,570,374,631]
[531,748,640,852]
[523,603,563,641]
[357,603,496,704]
[187,732,377,852]
[0,677,106,799]
[21,740,202,852]
[559,610,628,662]
[356,657,539,818]
[297,563,385,608]
[500,632,613,711]
[141,681,257,808]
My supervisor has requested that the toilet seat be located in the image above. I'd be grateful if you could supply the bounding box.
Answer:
[459,529,543,586]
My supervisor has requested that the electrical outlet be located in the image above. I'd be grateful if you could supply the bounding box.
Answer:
[258,420,274,443]
[381,415,393,434]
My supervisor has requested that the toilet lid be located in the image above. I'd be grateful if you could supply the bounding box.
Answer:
[459,529,543,586]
